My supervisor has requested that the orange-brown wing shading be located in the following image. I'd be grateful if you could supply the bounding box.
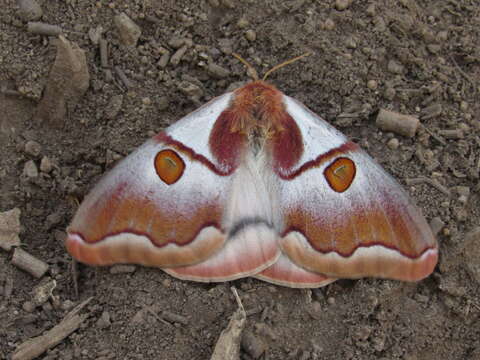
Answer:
[66,139,232,268]
[278,148,438,281]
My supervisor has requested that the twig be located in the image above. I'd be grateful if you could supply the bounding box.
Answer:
[405,177,451,197]
[12,297,92,360]
[210,287,246,360]
[11,248,49,278]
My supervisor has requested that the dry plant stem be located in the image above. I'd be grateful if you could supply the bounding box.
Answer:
[27,22,62,36]
[12,297,93,360]
[99,38,109,68]
[210,287,246,360]
[11,248,49,278]
[406,177,451,197]
[114,66,132,89]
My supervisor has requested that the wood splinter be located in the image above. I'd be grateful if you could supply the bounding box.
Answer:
[376,108,419,138]
[12,297,93,360]
[11,248,49,278]
[210,287,246,360]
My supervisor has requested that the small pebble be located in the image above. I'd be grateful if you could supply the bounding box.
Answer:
[245,29,256,42]
[178,81,203,99]
[97,311,111,328]
[242,331,267,359]
[384,87,396,100]
[24,140,41,157]
[237,17,249,28]
[22,301,36,313]
[104,95,124,120]
[141,97,152,106]
[335,0,351,11]
[157,96,169,111]
[168,36,185,49]
[40,156,53,173]
[323,18,335,30]
[367,79,378,90]
[109,264,137,274]
[207,62,231,79]
[88,26,104,45]
[170,45,188,66]
[327,297,335,305]
[114,12,141,47]
[62,300,75,311]
[429,217,445,236]
[23,160,38,178]
[387,59,404,74]
[17,0,43,21]
[387,138,399,150]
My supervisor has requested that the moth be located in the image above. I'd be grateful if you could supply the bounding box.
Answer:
[66,77,438,288]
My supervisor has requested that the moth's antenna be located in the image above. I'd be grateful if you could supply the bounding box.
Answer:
[263,52,311,81]
[232,53,259,81]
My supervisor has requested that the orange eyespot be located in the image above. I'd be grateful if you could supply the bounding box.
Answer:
[154,149,185,185]
[324,157,356,193]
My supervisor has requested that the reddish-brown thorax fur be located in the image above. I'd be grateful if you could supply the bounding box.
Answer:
[209,81,304,173]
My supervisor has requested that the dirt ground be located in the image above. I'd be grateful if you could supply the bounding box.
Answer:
[1,0,480,359]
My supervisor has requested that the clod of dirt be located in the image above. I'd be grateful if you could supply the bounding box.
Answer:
[463,227,480,285]
[0,207,21,251]
[114,12,141,47]
[17,0,43,21]
[34,36,90,128]
[241,331,267,359]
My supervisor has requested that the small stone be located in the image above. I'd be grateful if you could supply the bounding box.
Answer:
[109,264,137,274]
[24,140,42,157]
[168,36,185,49]
[366,3,376,16]
[0,208,21,251]
[35,36,90,128]
[323,18,335,30]
[387,59,404,74]
[17,0,43,21]
[88,26,104,45]
[384,87,396,100]
[170,45,188,66]
[386,138,399,150]
[40,156,53,173]
[242,331,267,359]
[178,81,203,100]
[141,97,151,106]
[104,95,123,120]
[335,0,351,11]
[62,300,75,311]
[367,79,378,90]
[97,311,111,328]
[207,62,231,79]
[23,160,38,178]
[157,96,169,111]
[429,217,445,236]
[114,12,141,47]
[22,301,36,313]
[245,29,256,42]
[237,17,249,28]
[327,297,335,305]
